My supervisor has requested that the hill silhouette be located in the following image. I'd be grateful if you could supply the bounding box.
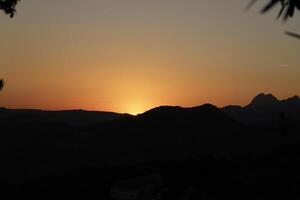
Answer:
[1,94,300,195]
[246,93,280,109]
[222,93,300,131]
[0,107,127,126]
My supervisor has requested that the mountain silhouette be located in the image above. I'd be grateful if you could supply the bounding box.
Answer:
[0,104,244,173]
[245,93,300,112]
[0,108,127,126]
[281,95,300,108]
[1,95,300,193]
[246,93,280,110]
[136,104,236,128]
[98,103,241,138]
[222,93,300,130]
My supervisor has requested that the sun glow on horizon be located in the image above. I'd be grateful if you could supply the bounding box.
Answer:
[122,101,152,115]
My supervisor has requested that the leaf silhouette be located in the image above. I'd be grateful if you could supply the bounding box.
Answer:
[0,0,20,17]
[260,0,300,21]
[285,31,300,39]
[0,79,4,91]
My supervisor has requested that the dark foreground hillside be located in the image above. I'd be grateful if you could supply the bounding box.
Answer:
[18,144,300,199]
[0,96,300,198]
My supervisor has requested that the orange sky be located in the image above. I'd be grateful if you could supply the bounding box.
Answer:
[1,0,300,114]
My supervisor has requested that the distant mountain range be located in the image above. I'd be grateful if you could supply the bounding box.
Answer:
[1,93,300,129]
[0,108,127,126]
[245,93,300,111]
[222,93,300,129]
[0,101,243,177]
[1,93,300,186]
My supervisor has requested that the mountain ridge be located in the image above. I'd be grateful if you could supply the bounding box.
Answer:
[1,93,300,129]
[222,93,300,128]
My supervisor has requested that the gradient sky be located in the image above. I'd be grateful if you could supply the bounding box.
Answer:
[1,0,300,114]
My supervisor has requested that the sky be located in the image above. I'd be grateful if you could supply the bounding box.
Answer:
[1,0,300,114]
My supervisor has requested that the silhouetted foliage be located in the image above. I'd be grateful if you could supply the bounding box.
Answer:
[0,79,3,91]
[266,0,299,20]
[249,0,300,21]
[285,31,300,38]
[0,0,20,17]
[249,0,300,39]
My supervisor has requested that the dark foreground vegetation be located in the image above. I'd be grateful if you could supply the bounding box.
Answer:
[1,93,300,198]
[4,146,299,199]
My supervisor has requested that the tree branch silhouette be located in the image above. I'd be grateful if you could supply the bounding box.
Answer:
[262,0,300,21]
[0,0,20,17]
[249,0,300,39]
[248,0,300,20]
[0,2,18,93]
